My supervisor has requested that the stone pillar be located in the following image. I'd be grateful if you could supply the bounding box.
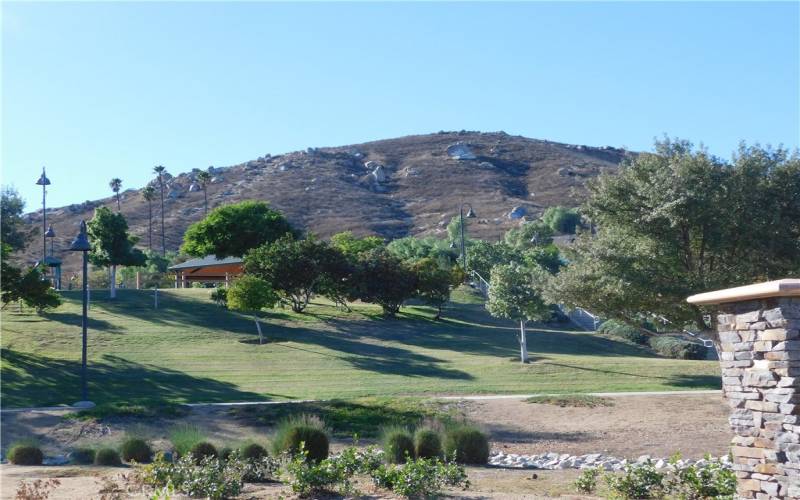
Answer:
[688,279,800,499]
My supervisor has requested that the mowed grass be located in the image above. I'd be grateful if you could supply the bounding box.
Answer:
[0,287,720,408]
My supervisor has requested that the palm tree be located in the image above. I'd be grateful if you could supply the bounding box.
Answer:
[141,186,156,251]
[153,165,167,256]
[109,178,122,211]
[196,170,212,215]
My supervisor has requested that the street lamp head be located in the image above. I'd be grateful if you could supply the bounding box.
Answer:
[69,220,91,252]
[449,241,457,249]
[465,207,476,218]
[45,225,55,238]
[36,167,51,186]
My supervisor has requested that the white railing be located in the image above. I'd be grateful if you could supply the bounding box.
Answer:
[566,307,602,331]
[650,314,715,348]
[469,270,491,298]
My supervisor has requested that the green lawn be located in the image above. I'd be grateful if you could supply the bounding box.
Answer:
[0,287,720,408]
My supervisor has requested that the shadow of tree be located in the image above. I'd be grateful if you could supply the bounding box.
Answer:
[1,348,267,408]
[41,311,121,333]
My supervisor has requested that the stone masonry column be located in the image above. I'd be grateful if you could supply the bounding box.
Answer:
[688,279,800,499]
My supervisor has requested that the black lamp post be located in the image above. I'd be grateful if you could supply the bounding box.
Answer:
[69,220,93,407]
[36,168,51,272]
[457,203,476,271]
[45,225,55,256]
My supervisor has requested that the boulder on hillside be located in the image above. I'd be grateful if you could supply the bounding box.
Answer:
[447,142,476,160]
[508,206,526,219]
[371,165,387,183]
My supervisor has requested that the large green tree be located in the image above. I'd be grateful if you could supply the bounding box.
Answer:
[87,207,146,299]
[182,201,295,258]
[486,263,551,363]
[411,257,458,320]
[548,139,800,333]
[351,248,418,317]
[330,231,384,259]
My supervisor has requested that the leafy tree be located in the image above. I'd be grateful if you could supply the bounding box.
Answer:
[466,240,513,280]
[244,235,337,313]
[541,206,581,234]
[547,139,800,332]
[87,207,146,299]
[387,237,456,270]
[522,244,562,275]
[486,263,551,363]
[446,215,466,243]
[411,258,456,320]
[1,187,32,253]
[118,250,176,289]
[330,231,384,259]
[152,165,167,255]
[227,275,278,344]
[141,186,156,251]
[503,221,554,251]
[350,248,418,317]
[182,201,295,258]
[315,246,354,311]
[109,178,122,212]
[196,170,212,215]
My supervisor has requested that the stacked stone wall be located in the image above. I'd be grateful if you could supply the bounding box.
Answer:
[717,297,800,499]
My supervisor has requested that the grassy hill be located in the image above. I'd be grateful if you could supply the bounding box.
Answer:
[19,131,630,274]
[1,288,720,408]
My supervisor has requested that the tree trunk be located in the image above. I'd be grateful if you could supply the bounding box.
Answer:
[116,194,121,212]
[110,265,117,299]
[435,304,442,321]
[159,181,166,256]
[148,201,153,251]
[254,314,263,344]
[203,189,208,215]
[519,320,529,363]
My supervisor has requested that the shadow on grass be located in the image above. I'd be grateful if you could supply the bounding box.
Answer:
[0,348,268,408]
[41,311,122,333]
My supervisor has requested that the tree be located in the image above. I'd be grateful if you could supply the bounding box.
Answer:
[547,139,800,333]
[196,171,212,215]
[486,263,551,363]
[141,186,156,251]
[1,187,32,253]
[182,201,295,259]
[109,178,122,212]
[330,231,384,260]
[541,206,581,234]
[153,165,167,255]
[350,248,418,317]
[411,258,456,320]
[467,240,512,280]
[244,235,339,313]
[227,275,278,344]
[503,221,553,251]
[87,207,146,299]
[387,237,457,270]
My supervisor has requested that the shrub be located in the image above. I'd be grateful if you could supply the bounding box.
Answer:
[219,447,233,461]
[141,453,246,499]
[169,424,205,457]
[69,447,96,465]
[605,460,665,499]
[7,444,44,465]
[668,455,736,498]
[210,287,228,307]
[650,336,708,360]
[381,427,415,464]
[94,448,122,466]
[120,437,152,463]
[370,456,469,498]
[189,442,218,463]
[598,320,649,345]
[575,466,601,494]
[283,445,384,497]
[414,428,443,459]
[272,414,329,462]
[444,425,489,465]
[240,443,268,461]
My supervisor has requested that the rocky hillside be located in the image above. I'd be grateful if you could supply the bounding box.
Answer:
[21,131,631,274]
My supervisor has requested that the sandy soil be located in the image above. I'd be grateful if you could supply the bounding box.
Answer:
[1,393,731,498]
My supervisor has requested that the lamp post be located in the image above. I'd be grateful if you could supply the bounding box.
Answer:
[36,167,51,272]
[457,203,476,271]
[45,225,55,257]
[69,220,94,408]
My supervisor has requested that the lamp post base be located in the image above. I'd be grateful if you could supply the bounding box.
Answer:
[72,401,96,409]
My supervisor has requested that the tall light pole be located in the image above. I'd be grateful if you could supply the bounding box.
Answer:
[36,168,51,271]
[457,203,476,271]
[69,220,94,408]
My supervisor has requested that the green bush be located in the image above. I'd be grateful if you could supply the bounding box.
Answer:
[598,320,649,345]
[670,455,736,498]
[169,424,205,457]
[190,442,218,463]
[284,445,383,497]
[650,336,707,360]
[69,447,96,465]
[219,447,234,461]
[272,414,329,462]
[381,427,415,464]
[210,287,228,307]
[141,453,245,499]
[370,456,469,498]
[575,466,601,494]
[605,460,665,499]
[120,437,153,463]
[240,443,268,461]
[444,425,489,465]
[7,444,44,465]
[94,447,122,466]
[414,428,443,459]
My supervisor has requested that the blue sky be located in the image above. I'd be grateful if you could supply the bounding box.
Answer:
[3,1,798,209]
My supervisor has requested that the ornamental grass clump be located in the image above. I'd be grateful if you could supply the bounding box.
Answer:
[240,442,268,461]
[381,427,415,464]
[7,443,44,465]
[169,424,205,457]
[414,428,443,459]
[69,447,96,465]
[94,447,122,466]
[120,437,152,463]
[189,442,218,463]
[443,425,489,465]
[272,414,329,462]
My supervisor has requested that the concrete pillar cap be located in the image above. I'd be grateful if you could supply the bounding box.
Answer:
[686,279,800,305]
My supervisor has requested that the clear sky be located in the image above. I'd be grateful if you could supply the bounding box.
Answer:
[3,1,798,209]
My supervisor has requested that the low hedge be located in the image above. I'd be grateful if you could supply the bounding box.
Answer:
[650,336,707,360]
[598,320,649,345]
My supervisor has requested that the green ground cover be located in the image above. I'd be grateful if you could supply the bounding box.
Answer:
[1,287,720,408]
